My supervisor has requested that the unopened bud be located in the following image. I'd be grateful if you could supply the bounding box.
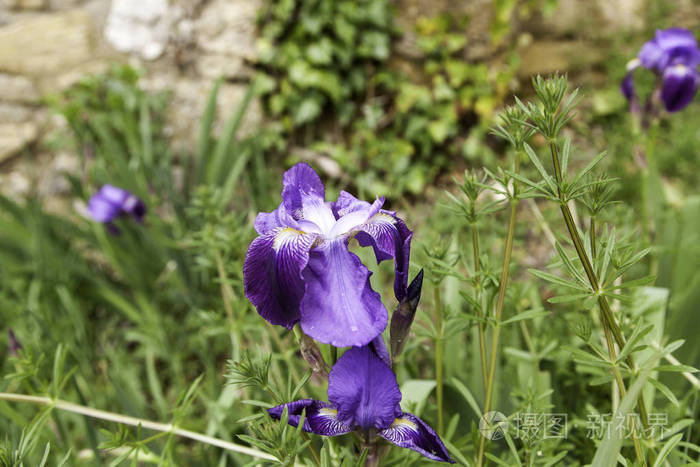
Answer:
[390,269,424,360]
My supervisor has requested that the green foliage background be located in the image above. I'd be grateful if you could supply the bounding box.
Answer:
[1,0,699,466]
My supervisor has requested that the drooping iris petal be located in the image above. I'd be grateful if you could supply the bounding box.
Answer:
[327,345,401,431]
[334,191,413,301]
[300,240,388,347]
[621,58,640,103]
[379,413,454,463]
[661,64,699,112]
[244,228,316,329]
[267,399,352,436]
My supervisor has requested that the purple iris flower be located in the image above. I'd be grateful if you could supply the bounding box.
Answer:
[87,185,146,232]
[622,28,700,112]
[243,163,412,347]
[268,345,453,463]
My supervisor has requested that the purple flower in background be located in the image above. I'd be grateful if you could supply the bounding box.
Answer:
[244,163,412,347]
[88,185,146,232]
[622,28,700,112]
[268,345,453,463]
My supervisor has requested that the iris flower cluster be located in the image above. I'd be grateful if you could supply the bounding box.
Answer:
[622,28,700,113]
[244,163,452,463]
[87,184,146,233]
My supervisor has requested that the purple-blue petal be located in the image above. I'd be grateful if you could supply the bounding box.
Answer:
[370,334,392,367]
[333,191,413,301]
[639,28,700,71]
[355,211,413,302]
[267,399,352,436]
[327,345,401,431]
[280,163,336,233]
[661,64,699,112]
[379,413,454,463]
[88,195,122,223]
[299,240,388,347]
[254,202,299,235]
[87,185,145,224]
[244,228,316,329]
[621,71,636,102]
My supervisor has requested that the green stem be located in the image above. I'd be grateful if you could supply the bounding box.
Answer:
[215,250,239,361]
[476,151,521,467]
[472,224,488,393]
[549,141,648,466]
[0,392,279,461]
[434,285,444,435]
[476,197,518,467]
[590,216,597,260]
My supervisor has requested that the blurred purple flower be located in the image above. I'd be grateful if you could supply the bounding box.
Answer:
[87,185,146,232]
[622,28,700,112]
[243,163,412,347]
[8,329,22,356]
[268,345,453,463]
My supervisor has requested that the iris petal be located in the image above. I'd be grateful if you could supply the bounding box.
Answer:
[379,413,454,463]
[281,163,336,233]
[267,400,352,437]
[254,202,298,235]
[300,240,388,347]
[88,196,122,223]
[327,345,401,431]
[356,212,413,301]
[244,227,316,329]
[333,191,413,301]
[661,65,699,112]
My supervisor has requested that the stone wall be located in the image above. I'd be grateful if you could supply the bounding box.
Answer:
[0,0,263,201]
[0,0,656,201]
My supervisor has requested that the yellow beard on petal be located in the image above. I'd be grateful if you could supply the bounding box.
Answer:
[273,227,305,251]
[392,417,418,431]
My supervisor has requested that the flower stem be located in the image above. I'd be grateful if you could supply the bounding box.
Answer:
[434,285,444,435]
[476,192,518,467]
[0,392,278,461]
[471,224,488,393]
[548,141,648,466]
[215,250,239,361]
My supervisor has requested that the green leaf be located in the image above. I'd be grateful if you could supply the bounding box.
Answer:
[590,348,661,467]
[528,268,589,291]
[450,377,481,418]
[500,309,549,325]
[652,433,683,467]
[523,143,557,193]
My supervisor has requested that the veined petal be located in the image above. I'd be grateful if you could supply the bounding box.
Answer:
[327,345,401,431]
[379,413,454,463]
[328,196,384,238]
[244,227,316,329]
[333,191,413,300]
[300,240,388,347]
[254,202,298,235]
[281,163,336,234]
[267,400,352,437]
[661,64,699,112]
[356,211,413,302]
